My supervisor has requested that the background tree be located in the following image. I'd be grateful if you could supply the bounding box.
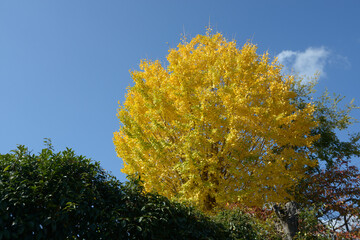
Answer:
[114,31,319,212]
[293,86,360,238]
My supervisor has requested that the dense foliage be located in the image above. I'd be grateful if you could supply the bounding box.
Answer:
[114,31,319,212]
[213,208,260,239]
[0,144,250,240]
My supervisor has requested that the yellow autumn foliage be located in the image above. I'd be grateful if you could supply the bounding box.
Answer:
[114,31,318,212]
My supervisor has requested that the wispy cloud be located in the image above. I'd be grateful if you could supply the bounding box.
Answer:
[277,47,330,82]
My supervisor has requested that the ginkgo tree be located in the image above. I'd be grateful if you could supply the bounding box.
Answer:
[114,31,319,212]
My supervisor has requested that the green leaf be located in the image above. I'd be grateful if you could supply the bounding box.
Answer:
[3,165,10,172]
[121,220,127,227]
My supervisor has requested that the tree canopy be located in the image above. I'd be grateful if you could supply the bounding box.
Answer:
[114,31,319,212]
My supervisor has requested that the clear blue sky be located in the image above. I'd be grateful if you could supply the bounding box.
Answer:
[1,1,359,182]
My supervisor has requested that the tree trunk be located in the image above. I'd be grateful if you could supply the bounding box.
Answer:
[204,193,216,212]
[274,201,299,240]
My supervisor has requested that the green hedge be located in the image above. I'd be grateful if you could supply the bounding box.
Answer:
[0,145,236,239]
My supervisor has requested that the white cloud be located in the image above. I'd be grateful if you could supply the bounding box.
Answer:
[277,47,330,82]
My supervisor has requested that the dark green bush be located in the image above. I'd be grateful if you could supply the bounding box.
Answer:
[0,145,231,239]
[213,208,260,240]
